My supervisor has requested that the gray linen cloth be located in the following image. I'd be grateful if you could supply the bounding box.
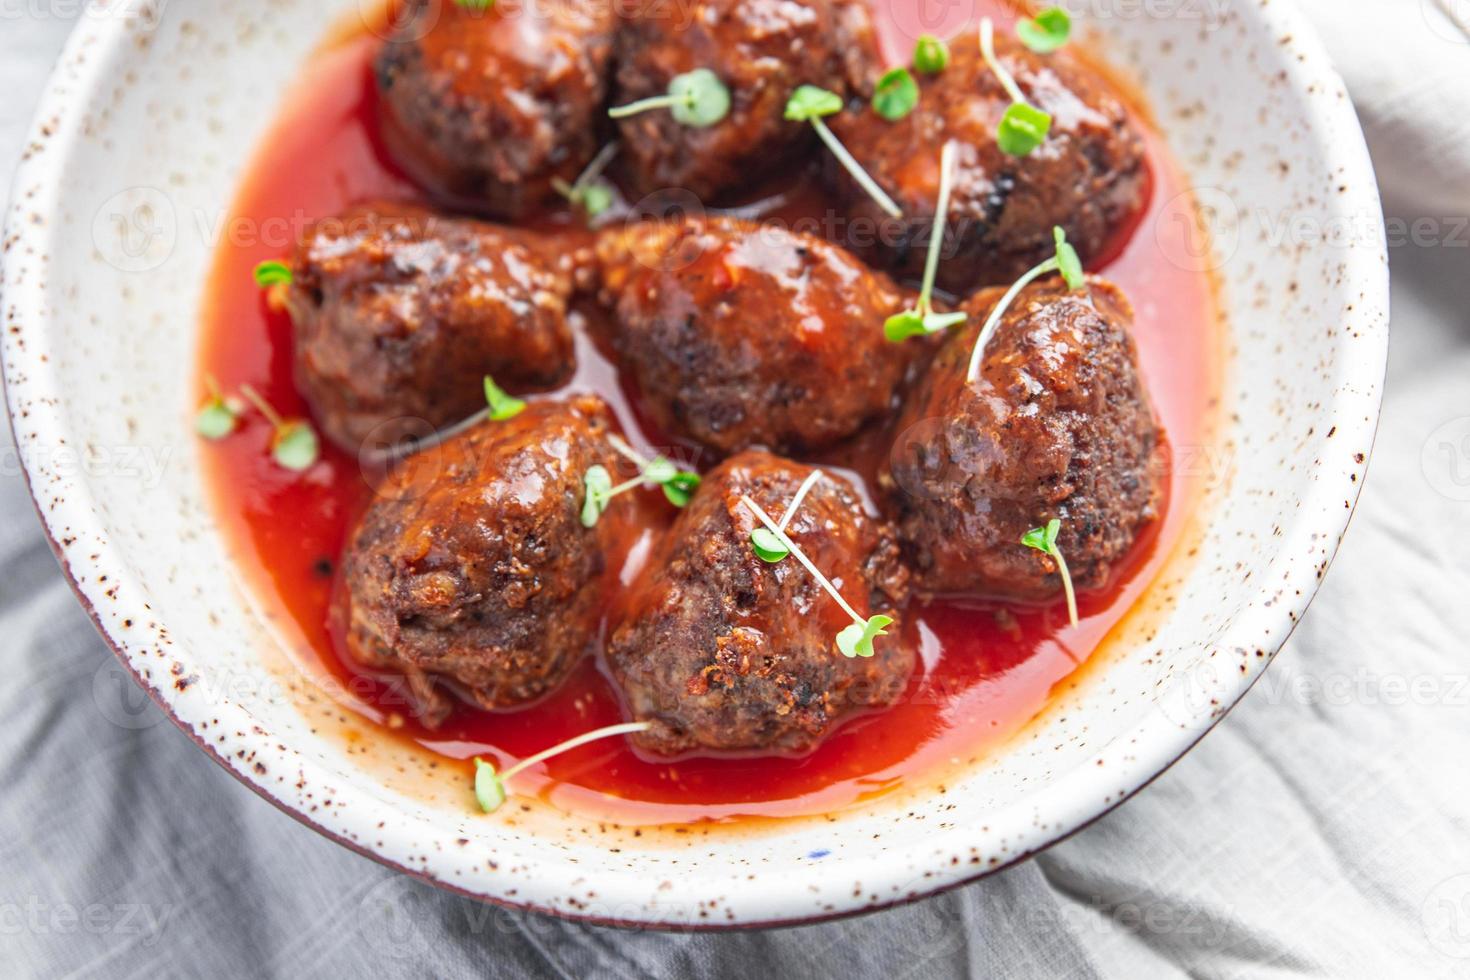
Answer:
[4,4,1470,977]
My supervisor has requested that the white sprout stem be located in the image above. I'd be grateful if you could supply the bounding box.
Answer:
[500,722,651,784]
[740,494,864,627]
[571,141,619,193]
[964,257,1058,383]
[980,18,1026,105]
[607,433,651,471]
[609,92,688,119]
[810,117,903,220]
[1052,547,1080,628]
[238,383,284,431]
[605,475,647,499]
[777,470,824,532]
[916,140,959,314]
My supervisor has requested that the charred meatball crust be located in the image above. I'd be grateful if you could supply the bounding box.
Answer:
[343,396,629,727]
[608,451,912,757]
[829,32,1147,295]
[287,202,577,452]
[596,216,916,455]
[612,0,880,199]
[880,278,1161,600]
[375,0,616,218]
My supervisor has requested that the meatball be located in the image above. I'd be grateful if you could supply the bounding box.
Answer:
[596,215,917,455]
[375,0,616,218]
[608,451,912,757]
[612,0,879,200]
[343,397,629,728]
[286,202,577,452]
[828,31,1146,295]
[880,278,1161,600]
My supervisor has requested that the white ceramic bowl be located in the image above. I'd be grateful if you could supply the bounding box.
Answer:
[1,0,1387,927]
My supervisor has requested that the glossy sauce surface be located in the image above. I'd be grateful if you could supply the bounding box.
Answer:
[198,5,1218,825]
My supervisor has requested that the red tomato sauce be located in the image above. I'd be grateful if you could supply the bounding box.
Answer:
[197,5,1218,825]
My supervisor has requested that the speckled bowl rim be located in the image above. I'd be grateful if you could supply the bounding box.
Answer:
[2,2,1388,929]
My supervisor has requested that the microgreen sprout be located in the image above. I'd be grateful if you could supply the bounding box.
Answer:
[551,142,619,220]
[582,436,701,526]
[872,67,919,121]
[965,226,1083,382]
[253,260,292,288]
[979,18,1051,156]
[482,375,526,422]
[608,68,731,128]
[474,721,651,814]
[1021,518,1079,627]
[785,85,903,220]
[749,469,824,563]
[453,0,494,9]
[884,141,968,342]
[1016,6,1072,54]
[195,375,242,440]
[913,34,950,74]
[740,494,893,658]
[239,383,320,472]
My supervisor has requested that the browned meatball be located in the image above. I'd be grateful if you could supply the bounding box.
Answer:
[829,32,1146,295]
[880,278,1161,600]
[608,452,911,757]
[375,0,616,218]
[612,0,879,200]
[343,397,629,728]
[286,202,576,452]
[596,216,916,455]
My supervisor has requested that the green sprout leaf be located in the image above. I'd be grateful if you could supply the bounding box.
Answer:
[836,614,894,659]
[483,375,526,421]
[272,421,320,472]
[1021,518,1079,627]
[872,67,919,121]
[253,260,292,288]
[610,70,730,128]
[642,457,677,485]
[474,758,507,813]
[1054,226,1084,289]
[997,102,1052,156]
[661,471,701,508]
[195,398,239,440]
[913,35,950,74]
[581,464,613,528]
[669,68,731,127]
[579,182,614,217]
[1016,7,1072,54]
[750,527,790,563]
[784,85,844,122]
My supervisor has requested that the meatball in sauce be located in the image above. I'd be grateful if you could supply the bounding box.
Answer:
[880,278,1161,600]
[829,31,1147,296]
[342,396,630,728]
[609,451,912,757]
[613,0,879,199]
[286,202,578,453]
[596,215,918,456]
[375,0,616,218]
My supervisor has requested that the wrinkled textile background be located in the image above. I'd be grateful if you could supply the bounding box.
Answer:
[4,4,1470,977]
